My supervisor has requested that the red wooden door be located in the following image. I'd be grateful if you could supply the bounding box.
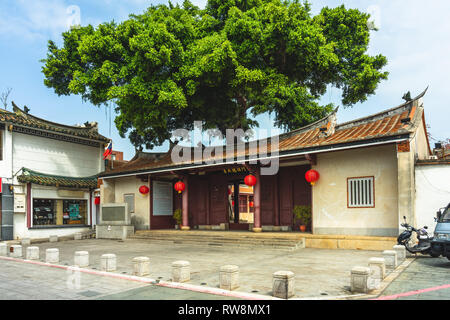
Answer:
[209,174,227,225]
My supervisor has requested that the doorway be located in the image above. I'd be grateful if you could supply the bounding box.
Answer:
[228,181,254,230]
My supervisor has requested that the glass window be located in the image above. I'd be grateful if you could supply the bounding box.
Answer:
[33,198,88,226]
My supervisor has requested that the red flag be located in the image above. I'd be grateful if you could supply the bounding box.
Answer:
[103,141,112,160]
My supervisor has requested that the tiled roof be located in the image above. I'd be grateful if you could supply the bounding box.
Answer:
[17,168,98,189]
[0,102,109,143]
[99,89,429,177]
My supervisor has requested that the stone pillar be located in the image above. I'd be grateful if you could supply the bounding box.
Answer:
[133,257,150,276]
[368,257,386,290]
[172,260,191,282]
[26,247,40,260]
[74,251,89,267]
[393,245,406,262]
[382,250,398,269]
[253,167,262,232]
[220,265,239,291]
[46,248,59,263]
[10,245,22,258]
[0,243,7,256]
[350,266,371,293]
[272,271,295,299]
[49,235,58,243]
[101,254,117,272]
[181,177,190,230]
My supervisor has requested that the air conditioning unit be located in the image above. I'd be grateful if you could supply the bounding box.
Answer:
[428,155,438,160]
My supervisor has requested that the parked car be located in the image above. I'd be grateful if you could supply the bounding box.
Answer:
[430,203,450,260]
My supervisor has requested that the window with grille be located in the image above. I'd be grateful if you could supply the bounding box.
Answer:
[347,177,375,208]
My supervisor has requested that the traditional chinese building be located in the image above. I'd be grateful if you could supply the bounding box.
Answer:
[0,102,109,240]
[98,89,432,241]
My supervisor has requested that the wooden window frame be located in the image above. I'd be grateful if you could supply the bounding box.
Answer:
[347,176,375,209]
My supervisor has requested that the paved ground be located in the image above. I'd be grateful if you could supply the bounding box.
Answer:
[0,238,381,299]
[375,255,450,300]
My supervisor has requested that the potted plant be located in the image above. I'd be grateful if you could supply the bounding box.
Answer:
[293,205,311,232]
[173,209,182,229]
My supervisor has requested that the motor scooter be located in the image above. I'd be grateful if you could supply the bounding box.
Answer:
[397,216,439,257]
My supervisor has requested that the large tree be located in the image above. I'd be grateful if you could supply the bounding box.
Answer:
[42,0,388,150]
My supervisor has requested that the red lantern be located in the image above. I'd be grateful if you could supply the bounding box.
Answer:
[249,201,254,208]
[174,181,185,194]
[232,200,235,206]
[94,197,100,205]
[139,185,150,195]
[305,169,320,186]
[244,174,257,187]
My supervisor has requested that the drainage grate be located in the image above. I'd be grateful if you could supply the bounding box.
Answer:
[78,290,101,297]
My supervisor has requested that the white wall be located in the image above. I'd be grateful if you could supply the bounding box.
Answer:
[0,128,13,182]
[415,164,450,233]
[12,132,102,179]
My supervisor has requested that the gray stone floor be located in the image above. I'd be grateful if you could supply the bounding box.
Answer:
[0,238,381,299]
[378,256,450,300]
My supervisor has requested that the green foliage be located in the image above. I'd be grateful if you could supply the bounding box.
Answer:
[173,208,182,225]
[293,205,311,226]
[41,0,388,149]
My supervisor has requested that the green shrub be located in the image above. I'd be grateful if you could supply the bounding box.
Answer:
[293,205,312,226]
[173,208,182,225]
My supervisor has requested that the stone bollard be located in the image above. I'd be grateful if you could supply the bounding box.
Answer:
[74,251,89,267]
[74,233,83,240]
[272,271,295,299]
[219,265,239,291]
[10,245,23,258]
[172,260,191,282]
[368,258,386,290]
[101,254,117,272]
[393,245,406,262]
[21,238,31,246]
[0,243,7,256]
[350,266,371,293]
[26,247,40,260]
[49,235,58,243]
[46,248,59,263]
[133,257,150,276]
[382,250,398,269]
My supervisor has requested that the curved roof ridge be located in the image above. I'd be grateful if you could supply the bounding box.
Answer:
[277,107,339,140]
[336,87,428,130]
[20,167,98,179]
[11,101,99,133]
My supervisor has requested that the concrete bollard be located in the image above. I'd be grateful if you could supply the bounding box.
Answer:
[220,265,239,291]
[10,245,23,258]
[368,257,386,290]
[0,243,7,256]
[21,238,31,246]
[382,250,398,269]
[74,233,83,240]
[101,254,117,272]
[132,257,150,276]
[46,248,59,263]
[172,260,191,282]
[272,271,295,299]
[49,235,58,243]
[350,266,371,293]
[74,251,89,267]
[393,245,406,262]
[26,247,40,260]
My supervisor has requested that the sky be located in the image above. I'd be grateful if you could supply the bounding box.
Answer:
[0,0,449,160]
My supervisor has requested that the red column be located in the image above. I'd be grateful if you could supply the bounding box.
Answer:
[253,167,262,232]
[181,176,190,230]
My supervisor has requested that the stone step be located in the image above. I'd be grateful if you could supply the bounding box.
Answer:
[131,233,303,243]
[130,236,303,251]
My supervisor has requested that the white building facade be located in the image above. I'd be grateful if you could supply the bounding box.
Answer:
[0,102,108,240]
